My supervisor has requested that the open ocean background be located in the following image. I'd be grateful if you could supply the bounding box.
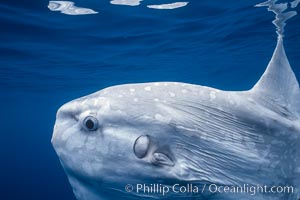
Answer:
[0,0,299,199]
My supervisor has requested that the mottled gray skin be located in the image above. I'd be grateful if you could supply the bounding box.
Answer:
[52,38,300,200]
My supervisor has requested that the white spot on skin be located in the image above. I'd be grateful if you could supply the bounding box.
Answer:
[155,114,162,120]
[155,114,171,123]
[134,98,139,102]
[130,88,135,92]
[118,95,123,98]
[169,92,176,97]
[210,91,216,100]
[144,86,151,91]
[164,83,168,86]
[181,89,187,93]
[247,98,255,103]
[92,99,98,106]
[154,83,160,86]
[154,98,159,102]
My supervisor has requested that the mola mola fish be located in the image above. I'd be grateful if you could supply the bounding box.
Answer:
[52,1,300,200]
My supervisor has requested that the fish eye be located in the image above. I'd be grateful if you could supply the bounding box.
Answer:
[83,116,98,131]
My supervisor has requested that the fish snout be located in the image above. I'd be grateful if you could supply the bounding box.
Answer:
[51,101,80,145]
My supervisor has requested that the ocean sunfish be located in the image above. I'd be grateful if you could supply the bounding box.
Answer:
[51,1,300,200]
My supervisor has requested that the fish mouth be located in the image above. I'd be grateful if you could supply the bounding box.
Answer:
[133,135,174,167]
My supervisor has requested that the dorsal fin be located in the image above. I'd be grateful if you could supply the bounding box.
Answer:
[251,37,300,117]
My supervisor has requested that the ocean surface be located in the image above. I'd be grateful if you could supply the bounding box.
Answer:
[0,0,299,199]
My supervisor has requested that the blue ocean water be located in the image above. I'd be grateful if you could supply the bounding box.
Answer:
[0,0,299,199]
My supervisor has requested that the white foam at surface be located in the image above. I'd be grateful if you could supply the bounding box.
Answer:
[144,86,151,91]
[110,0,142,6]
[255,0,298,38]
[147,2,188,10]
[48,1,98,15]
[291,0,300,8]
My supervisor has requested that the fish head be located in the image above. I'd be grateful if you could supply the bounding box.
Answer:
[52,84,181,198]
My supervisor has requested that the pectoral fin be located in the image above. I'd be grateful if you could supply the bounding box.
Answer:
[151,152,174,166]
